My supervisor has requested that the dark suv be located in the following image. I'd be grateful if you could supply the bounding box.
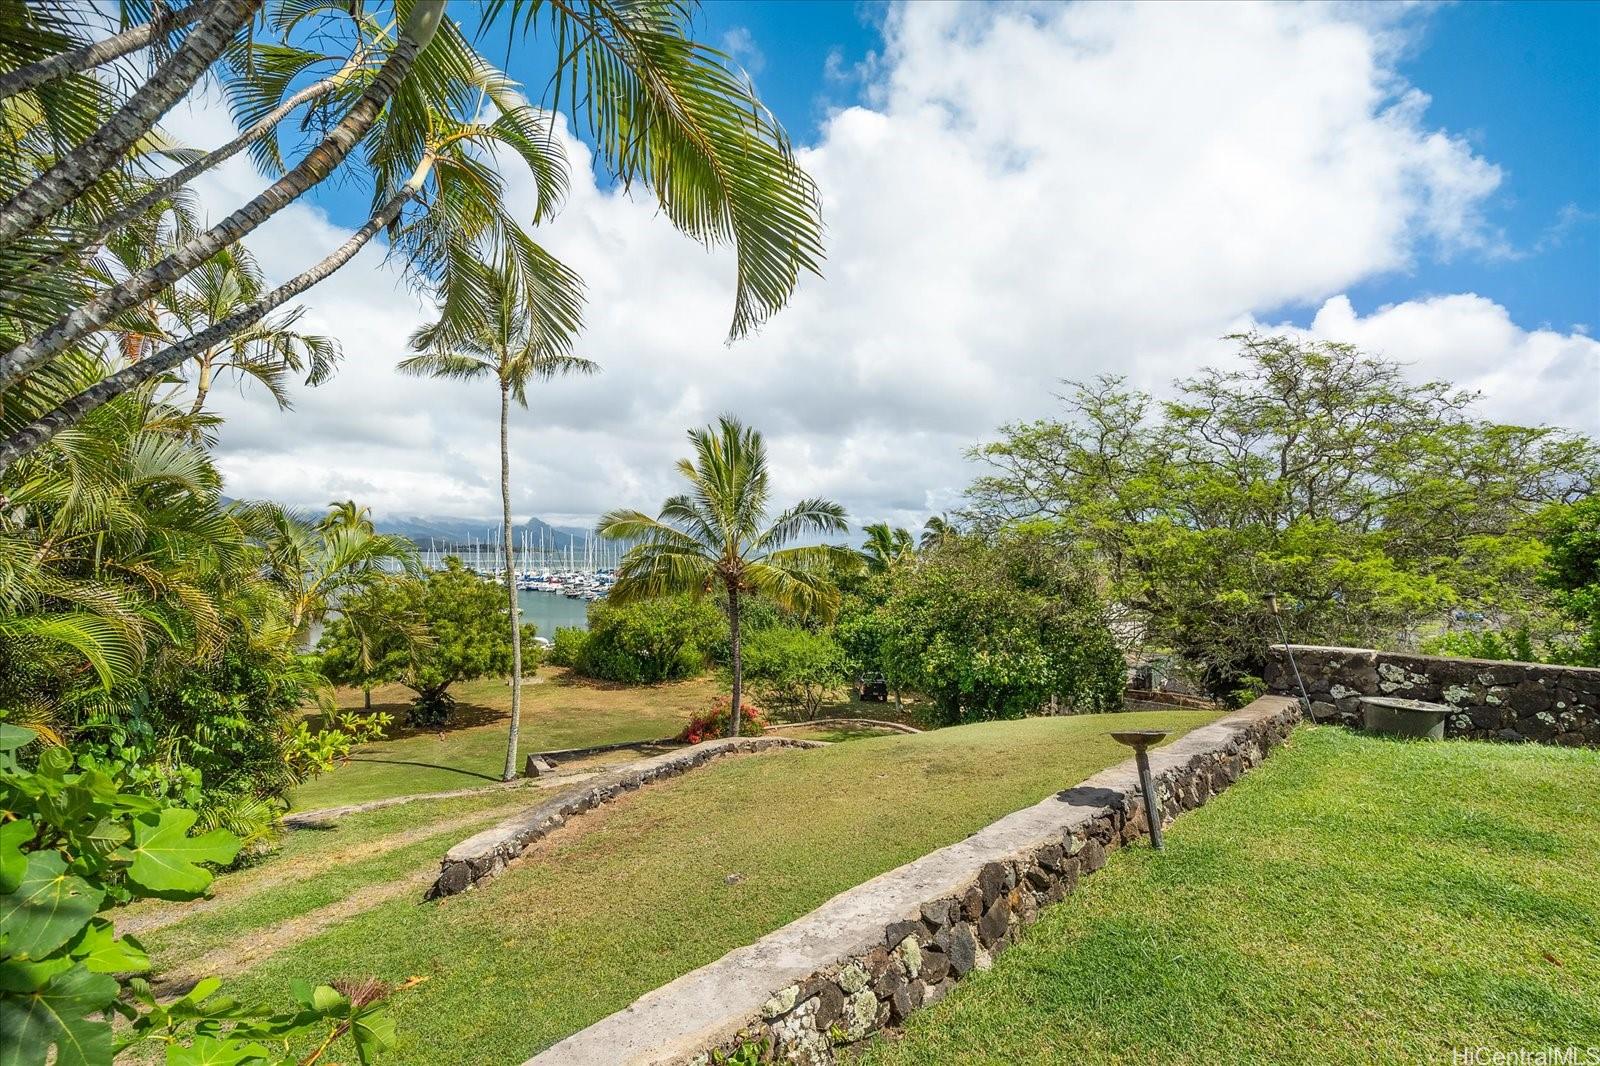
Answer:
[855,673,888,702]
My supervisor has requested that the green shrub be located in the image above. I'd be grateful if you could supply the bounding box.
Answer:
[877,531,1125,725]
[0,723,408,1065]
[1421,627,1541,664]
[317,559,531,724]
[1539,497,1600,666]
[574,597,723,684]
[548,626,588,667]
[740,626,848,720]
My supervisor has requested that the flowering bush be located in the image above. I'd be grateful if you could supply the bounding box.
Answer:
[678,697,766,743]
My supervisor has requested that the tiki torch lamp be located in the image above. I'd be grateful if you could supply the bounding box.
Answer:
[1263,592,1313,720]
[1110,730,1170,849]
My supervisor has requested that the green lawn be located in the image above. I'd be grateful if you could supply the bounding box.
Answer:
[860,727,1600,1065]
[291,667,724,809]
[148,709,1220,1064]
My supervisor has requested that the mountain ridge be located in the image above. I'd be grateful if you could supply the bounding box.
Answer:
[375,513,593,549]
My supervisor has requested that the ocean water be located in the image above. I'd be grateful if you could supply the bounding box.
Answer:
[517,588,592,635]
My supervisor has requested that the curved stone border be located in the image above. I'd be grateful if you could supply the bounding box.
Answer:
[526,737,681,761]
[764,718,922,735]
[428,736,825,899]
[528,696,1300,1066]
[283,775,575,829]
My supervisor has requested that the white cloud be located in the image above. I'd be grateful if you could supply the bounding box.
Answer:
[181,1,1595,528]
[1290,294,1600,432]
[721,26,765,76]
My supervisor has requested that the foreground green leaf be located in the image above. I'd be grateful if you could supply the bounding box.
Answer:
[0,852,104,960]
[0,822,31,894]
[163,1034,276,1066]
[0,963,117,1066]
[67,920,148,974]
[351,1002,398,1064]
[121,809,239,896]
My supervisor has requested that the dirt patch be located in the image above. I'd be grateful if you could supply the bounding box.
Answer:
[281,768,601,825]
[118,799,530,938]
[150,867,437,996]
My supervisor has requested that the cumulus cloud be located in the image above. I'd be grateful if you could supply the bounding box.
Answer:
[182,1,1595,528]
[1290,294,1600,433]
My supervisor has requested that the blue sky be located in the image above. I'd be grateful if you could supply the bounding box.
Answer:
[299,0,1599,334]
[690,0,1600,335]
[202,2,1600,521]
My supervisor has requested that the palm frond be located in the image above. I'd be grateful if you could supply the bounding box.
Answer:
[0,611,141,690]
[744,548,851,621]
[753,497,848,554]
[485,0,824,339]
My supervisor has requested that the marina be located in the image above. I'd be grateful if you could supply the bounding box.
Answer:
[411,527,623,634]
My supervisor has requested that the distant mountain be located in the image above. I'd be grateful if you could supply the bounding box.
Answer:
[376,513,592,550]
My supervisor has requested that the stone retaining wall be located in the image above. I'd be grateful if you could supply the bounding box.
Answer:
[529,696,1300,1066]
[764,718,923,735]
[1267,644,1600,747]
[428,736,824,899]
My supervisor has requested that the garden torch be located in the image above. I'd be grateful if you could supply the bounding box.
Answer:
[1263,592,1314,721]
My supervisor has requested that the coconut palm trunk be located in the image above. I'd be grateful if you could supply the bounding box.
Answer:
[0,0,215,101]
[36,71,349,275]
[500,379,525,781]
[0,0,260,246]
[727,582,744,737]
[0,159,431,469]
[188,355,217,415]
[0,0,445,393]
[397,255,597,780]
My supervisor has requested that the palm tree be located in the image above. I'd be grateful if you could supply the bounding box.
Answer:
[861,522,915,573]
[0,372,272,721]
[0,0,823,470]
[921,513,958,549]
[597,417,856,737]
[248,502,419,640]
[320,499,375,534]
[400,255,598,781]
[174,249,341,415]
[90,237,340,415]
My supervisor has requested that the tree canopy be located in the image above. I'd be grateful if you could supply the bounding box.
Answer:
[965,334,1599,693]
[316,558,534,725]
[863,530,1125,724]
[598,416,857,735]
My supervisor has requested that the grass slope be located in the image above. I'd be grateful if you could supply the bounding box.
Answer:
[154,710,1220,1064]
[861,726,1600,1065]
[292,668,724,809]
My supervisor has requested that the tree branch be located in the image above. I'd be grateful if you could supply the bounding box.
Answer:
[0,0,214,102]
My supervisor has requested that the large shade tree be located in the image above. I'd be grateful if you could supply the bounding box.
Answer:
[598,417,856,737]
[964,333,1600,693]
[0,0,823,469]
[400,254,599,780]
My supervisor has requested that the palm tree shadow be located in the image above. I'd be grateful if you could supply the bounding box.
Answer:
[305,699,504,739]
[337,757,500,784]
